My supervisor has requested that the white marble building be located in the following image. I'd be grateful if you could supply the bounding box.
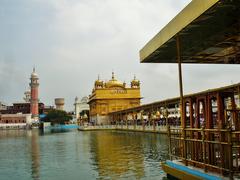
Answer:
[74,96,89,121]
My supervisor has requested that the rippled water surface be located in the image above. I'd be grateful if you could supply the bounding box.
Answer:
[0,130,168,180]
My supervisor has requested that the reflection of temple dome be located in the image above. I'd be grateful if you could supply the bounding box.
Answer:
[105,72,124,88]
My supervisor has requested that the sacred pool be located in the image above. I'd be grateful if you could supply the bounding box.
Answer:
[0,130,168,180]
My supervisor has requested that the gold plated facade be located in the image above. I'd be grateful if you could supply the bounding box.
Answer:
[89,73,141,124]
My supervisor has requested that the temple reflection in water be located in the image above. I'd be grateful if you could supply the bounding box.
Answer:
[90,131,144,179]
[88,131,168,179]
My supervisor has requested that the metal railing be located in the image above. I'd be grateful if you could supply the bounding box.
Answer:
[79,124,180,133]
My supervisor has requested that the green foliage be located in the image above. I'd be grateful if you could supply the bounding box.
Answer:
[43,109,72,125]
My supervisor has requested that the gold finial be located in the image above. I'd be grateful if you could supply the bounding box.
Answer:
[134,74,136,80]
[112,71,115,80]
[98,74,100,80]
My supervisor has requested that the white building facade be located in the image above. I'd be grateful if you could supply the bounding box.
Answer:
[74,96,89,121]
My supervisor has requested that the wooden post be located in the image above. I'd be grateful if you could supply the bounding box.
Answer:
[168,125,172,160]
[193,100,198,162]
[217,93,225,175]
[231,94,237,130]
[228,127,233,180]
[189,98,195,162]
[176,35,184,127]
[176,34,186,165]
[206,95,211,165]
[202,126,207,172]
[238,86,240,108]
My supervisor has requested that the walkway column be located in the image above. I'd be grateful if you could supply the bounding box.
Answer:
[176,34,186,164]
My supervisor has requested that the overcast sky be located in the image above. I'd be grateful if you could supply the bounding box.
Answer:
[1,0,240,111]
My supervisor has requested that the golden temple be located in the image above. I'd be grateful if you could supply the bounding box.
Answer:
[88,72,141,125]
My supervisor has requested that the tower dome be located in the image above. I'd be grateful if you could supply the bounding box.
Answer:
[105,72,124,88]
[131,75,140,88]
[81,96,89,103]
[31,67,38,78]
[75,96,80,103]
[94,75,104,88]
[75,96,78,101]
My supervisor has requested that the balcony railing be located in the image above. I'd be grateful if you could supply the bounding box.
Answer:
[168,109,240,178]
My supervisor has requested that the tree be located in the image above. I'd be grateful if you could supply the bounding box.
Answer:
[42,109,72,125]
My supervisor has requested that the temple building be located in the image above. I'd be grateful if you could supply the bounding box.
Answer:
[0,102,44,115]
[0,68,41,128]
[0,102,7,111]
[88,72,141,125]
[74,96,89,121]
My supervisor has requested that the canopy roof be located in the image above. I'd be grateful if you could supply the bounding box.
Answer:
[140,0,240,64]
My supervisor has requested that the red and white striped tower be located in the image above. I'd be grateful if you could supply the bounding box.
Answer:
[30,68,39,121]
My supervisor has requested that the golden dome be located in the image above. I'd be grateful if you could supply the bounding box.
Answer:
[106,72,124,88]
[95,75,104,88]
[131,75,140,88]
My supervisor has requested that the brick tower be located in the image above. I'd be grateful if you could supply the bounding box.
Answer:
[30,68,39,121]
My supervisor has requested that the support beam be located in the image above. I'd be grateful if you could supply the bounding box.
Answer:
[176,34,186,164]
[176,35,184,127]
